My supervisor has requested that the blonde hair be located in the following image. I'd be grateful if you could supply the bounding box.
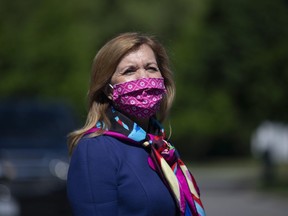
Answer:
[68,32,175,154]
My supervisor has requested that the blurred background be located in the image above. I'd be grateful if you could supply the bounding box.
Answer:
[1,0,288,215]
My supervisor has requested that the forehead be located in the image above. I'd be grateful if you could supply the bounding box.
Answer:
[119,44,157,65]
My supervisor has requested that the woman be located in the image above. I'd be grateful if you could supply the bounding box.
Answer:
[67,32,205,216]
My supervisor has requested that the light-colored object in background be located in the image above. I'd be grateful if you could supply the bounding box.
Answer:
[251,121,288,164]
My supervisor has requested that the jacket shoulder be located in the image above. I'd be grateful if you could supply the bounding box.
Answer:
[72,135,116,158]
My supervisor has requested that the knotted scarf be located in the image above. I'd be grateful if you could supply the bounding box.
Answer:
[85,107,206,216]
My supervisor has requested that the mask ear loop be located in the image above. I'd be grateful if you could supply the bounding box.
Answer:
[103,83,114,100]
[108,84,114,89]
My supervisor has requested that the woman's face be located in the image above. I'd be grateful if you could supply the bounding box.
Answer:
[110,44,163,85]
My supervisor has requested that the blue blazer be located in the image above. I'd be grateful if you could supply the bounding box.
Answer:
[67,135,177,216]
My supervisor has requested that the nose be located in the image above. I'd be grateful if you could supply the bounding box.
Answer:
[136,69,150,79]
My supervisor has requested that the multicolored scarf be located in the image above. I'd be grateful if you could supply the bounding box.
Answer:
[86,107,206,216]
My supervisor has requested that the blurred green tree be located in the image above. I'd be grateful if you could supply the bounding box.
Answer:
[170,0,288,159]
[1,0,288,159]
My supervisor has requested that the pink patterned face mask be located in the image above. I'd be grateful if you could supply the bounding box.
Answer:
[110,77,166,119]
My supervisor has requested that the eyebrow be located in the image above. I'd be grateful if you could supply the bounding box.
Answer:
[145,62,159,68]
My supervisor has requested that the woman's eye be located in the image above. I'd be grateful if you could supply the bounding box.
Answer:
[148,67,159,71]
[123,68,135,74]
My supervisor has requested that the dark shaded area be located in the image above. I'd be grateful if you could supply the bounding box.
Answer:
[0,99,77,215]
[18,189,72,216]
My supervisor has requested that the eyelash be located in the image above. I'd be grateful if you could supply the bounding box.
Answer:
[148,67,158,71]
[123,68,135,74]
[122,66,159,75]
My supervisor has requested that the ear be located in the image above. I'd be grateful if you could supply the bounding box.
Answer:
[103,84,113,100]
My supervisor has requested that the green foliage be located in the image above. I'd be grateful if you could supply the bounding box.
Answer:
[1,0,288,159]
[168,0,288,159]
